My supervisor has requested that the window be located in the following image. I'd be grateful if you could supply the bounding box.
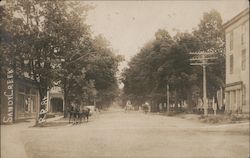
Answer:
[230,54,233,74]
[242,85,246,105]
[241,49,246,70]
[233,91,236,104]
[18,88,25,94]
[230,31,234,50]
[241,23,246,45]
[31,89,37,95]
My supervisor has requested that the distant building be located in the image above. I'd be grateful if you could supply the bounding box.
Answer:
[47,86,64,113]
[223,8,249,113]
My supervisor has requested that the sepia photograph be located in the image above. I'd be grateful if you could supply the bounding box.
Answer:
[0,0,249,158]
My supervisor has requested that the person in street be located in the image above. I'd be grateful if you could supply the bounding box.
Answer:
[73,104,80,124]
[125,100,132,112]
[142,102,150,113]
[68,103,75,123]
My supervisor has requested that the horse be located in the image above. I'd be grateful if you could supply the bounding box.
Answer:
[68,105,81,124]
[79,107,91,123]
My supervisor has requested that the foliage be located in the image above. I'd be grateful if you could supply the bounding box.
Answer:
[193,9,225,98]
[1,0,122,108]
[122,10,225,109]
[85,35,124,107]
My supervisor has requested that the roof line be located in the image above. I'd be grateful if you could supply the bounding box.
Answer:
[222,7,249,30]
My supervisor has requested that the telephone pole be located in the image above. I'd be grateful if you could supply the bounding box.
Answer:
[189,50,216,116]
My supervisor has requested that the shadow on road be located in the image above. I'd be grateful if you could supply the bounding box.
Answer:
[31,121,69,128]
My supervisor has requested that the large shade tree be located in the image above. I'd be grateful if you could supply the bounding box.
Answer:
[193,9,225,98]
[122,10,225,111]
[85,35,124,108]
[1,0,122,113]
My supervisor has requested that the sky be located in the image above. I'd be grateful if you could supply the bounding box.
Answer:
[85,0,249,70]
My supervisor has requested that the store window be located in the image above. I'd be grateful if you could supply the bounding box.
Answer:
[25,97,36,113]
[18,94,25,113]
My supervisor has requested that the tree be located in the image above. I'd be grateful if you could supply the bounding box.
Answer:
[193,9,225,98]
[2,0,122,113]
[45,1,94,107]
[0,5,7,79]
[122,10,225,111]
[1,0,58,99]
[122,29,175,106]
[85,35,124,108]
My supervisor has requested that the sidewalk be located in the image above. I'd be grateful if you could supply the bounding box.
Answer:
[46,115,64,122]
[0,115,65,158]
[165,113,249,135]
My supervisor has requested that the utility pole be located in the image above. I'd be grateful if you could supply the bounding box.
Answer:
[189,50,216,116]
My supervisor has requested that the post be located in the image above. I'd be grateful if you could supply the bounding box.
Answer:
[203,65,208,116]
[13,58,16,123]
[212,97,217,115]
[35,92,40,125]
[190,50,216,116]
[167,84,170,114]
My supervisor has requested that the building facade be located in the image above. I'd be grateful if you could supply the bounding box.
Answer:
[1,69,40,124]
[223,8,249,113]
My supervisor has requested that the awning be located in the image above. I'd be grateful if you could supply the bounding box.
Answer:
[225,81,242,91]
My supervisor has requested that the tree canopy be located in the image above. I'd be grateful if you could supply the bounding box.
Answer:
[1,0,122,108]
[122,10,225,109]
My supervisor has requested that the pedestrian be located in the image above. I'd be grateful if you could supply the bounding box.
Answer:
[68,103,75,123]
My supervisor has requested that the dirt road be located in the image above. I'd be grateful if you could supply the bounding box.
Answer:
[1,109,249,158]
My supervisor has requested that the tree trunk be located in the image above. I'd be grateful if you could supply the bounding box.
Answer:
[174,89,178,111]
[167,84,170,114]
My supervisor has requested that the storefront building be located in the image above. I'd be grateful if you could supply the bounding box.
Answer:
[1,68,40,124]
[223,8,249,113]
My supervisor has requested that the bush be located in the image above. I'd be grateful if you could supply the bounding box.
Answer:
[199,115,223,124]
[198,114,249,124]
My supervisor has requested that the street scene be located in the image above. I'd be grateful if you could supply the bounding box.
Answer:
[0,0,249,158]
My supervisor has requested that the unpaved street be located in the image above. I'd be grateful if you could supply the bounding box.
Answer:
[1,109,249,158]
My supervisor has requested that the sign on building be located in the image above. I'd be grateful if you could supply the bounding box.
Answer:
[1,68,15,124]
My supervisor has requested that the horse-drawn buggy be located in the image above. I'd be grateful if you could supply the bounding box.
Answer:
[67,103,91,124]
